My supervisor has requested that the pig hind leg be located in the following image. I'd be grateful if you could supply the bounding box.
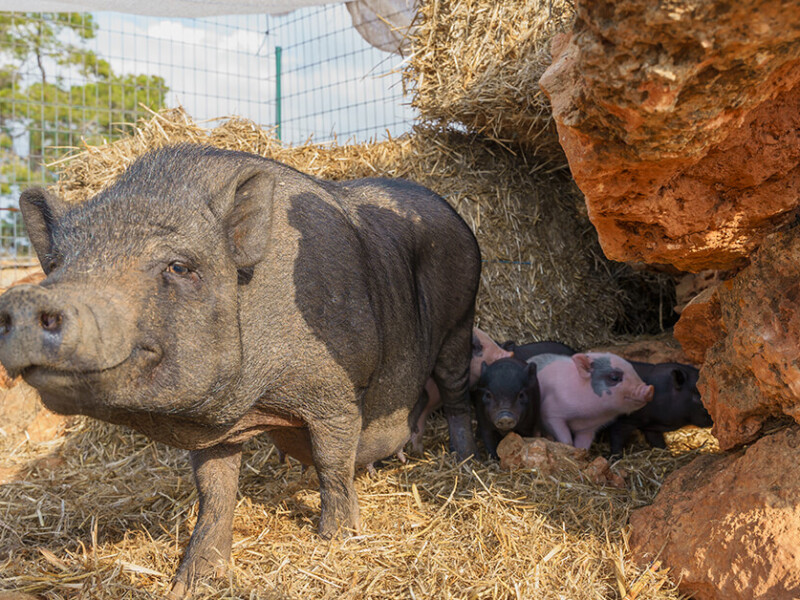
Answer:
[432,320,479,460]
[308,412,362,538]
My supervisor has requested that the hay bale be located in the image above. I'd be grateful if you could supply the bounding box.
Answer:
[53,108,671,348]
[403,0,575,162]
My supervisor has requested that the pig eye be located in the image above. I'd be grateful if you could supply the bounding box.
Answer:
[164,261,199,283]
[167,261,191,276]
[482,391,493,404]
[607,373,622,384]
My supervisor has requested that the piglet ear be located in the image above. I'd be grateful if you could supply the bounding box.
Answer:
[526,361,537,378]
[214,169,276,269]
[671,368,687,389]
[19,187,69,271]
[571,353,593,379]
[471,331,483,355]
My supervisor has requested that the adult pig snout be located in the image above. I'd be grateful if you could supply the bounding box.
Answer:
[0,284,134,376]
[0,284,77,374]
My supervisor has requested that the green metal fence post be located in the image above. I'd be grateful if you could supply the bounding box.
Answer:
[275,45,282,142]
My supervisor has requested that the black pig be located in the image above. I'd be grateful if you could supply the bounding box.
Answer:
[606,361,712,456]
[503,340,576,360]
[472,357,539,459]
[0,144,481,597]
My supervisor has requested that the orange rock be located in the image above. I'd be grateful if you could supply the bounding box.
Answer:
[673,285,724,365]
[539,0,800,272]
[497,432,587,473]
[696,229,800,449]
[496,433,626,486]
[580,456,627,489]
[630,426,800,599]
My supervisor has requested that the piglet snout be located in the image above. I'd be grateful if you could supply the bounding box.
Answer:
[628,384,655,410]
[493,411,517,432]
[643,384,655,403]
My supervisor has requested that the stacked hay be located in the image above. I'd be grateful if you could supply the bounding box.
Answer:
[403,0,575,162]
[53,108,671,348]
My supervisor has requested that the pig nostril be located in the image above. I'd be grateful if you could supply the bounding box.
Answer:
[0,313,10,335]
[39,312,62,332]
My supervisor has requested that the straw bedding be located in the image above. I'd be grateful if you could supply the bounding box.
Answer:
[52,108,673,349]
[0,109,700,598]
[0,393,715,599]
[403,0,575,162]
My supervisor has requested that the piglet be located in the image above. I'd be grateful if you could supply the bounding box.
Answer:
[528,353,654,450]
[606,361,712,456]
[472,357,539,459]
[501,340,576,360]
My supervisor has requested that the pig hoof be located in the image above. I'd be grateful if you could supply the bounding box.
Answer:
[366,462,377,476]
[166,578,191,600]
[396,449,407,464]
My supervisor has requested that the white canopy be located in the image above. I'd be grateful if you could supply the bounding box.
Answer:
[0,0,417,54]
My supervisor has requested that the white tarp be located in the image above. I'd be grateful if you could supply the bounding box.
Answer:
[0,1,335,17]
[0,0,417,54]
[346,0,416,55]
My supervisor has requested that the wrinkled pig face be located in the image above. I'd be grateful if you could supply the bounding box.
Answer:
[572,353,654,413]
[475,358,538,432]
[0,146,273,424]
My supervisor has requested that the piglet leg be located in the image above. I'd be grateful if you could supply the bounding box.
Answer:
[168,443,242,599]
[644,430,668,449]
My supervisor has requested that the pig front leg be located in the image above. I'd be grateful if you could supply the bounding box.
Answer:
[546,418,574,447]
[309,413,362,538]
[607,419,637,457]
[643,429,667,449]
[572,429,596,450]
[168,443,242,599]
[475,406,502,460]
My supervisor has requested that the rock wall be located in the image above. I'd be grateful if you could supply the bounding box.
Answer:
[539,2,800,598]
[629,426,800,600]
[539,0,800,272]
[677,228,800,450]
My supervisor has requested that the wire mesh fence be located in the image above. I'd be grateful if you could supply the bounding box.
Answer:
[0,6,416,274]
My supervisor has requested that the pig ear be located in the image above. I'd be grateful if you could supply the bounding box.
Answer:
[215,169,276,269]
[526,361,537,378]
[672,368,687,389]
[19,187,69,269]
[571,353,593,379]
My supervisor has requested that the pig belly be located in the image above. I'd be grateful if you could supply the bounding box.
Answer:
[267,410,412,468]
[267,426,314,465]
[356,408,412,466]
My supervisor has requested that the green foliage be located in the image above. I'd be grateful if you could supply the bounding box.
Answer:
[0,12,169,183]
